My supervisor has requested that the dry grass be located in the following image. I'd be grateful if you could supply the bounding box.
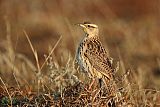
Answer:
[0,0,160,106]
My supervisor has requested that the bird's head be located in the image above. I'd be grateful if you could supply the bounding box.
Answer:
[77,22,99,38]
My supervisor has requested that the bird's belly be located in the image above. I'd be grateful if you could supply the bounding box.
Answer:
[77,53,103,78]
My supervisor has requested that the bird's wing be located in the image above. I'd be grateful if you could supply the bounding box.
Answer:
[84,39,113,77]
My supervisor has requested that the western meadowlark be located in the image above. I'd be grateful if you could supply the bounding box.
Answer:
[75,22,115,88]
[75,22,118,107]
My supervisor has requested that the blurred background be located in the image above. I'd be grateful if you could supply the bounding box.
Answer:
[0,0,160,88]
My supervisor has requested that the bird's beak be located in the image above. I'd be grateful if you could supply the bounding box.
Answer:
[76,23,86,28]
[75,23,87,33]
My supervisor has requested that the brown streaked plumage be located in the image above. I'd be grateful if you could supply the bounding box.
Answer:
[75,22,114,86]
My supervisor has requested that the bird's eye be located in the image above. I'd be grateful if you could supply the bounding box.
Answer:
[87,25,91,27]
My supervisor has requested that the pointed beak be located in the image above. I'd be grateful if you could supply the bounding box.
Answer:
[75,23,86,28]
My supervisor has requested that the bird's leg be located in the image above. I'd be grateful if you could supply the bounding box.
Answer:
[99,78,102,88]
[99,78,103,96]
[89,78,96,90]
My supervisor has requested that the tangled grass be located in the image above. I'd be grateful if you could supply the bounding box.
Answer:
[0,30,159,107]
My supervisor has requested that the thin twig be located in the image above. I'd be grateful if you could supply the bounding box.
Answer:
[13,72,21,90]
[23,30,40,73]
[40,35,62,70]
[0,77,12,106]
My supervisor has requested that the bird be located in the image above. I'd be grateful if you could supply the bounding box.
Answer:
[75,22,115,88]
[75,22,117,107]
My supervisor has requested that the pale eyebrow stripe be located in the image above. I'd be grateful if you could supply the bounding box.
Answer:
[87,24,98,28]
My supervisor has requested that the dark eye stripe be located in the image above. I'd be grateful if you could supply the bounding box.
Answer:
[87,25,95,28]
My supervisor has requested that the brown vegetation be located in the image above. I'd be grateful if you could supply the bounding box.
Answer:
[0,0,160,106]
